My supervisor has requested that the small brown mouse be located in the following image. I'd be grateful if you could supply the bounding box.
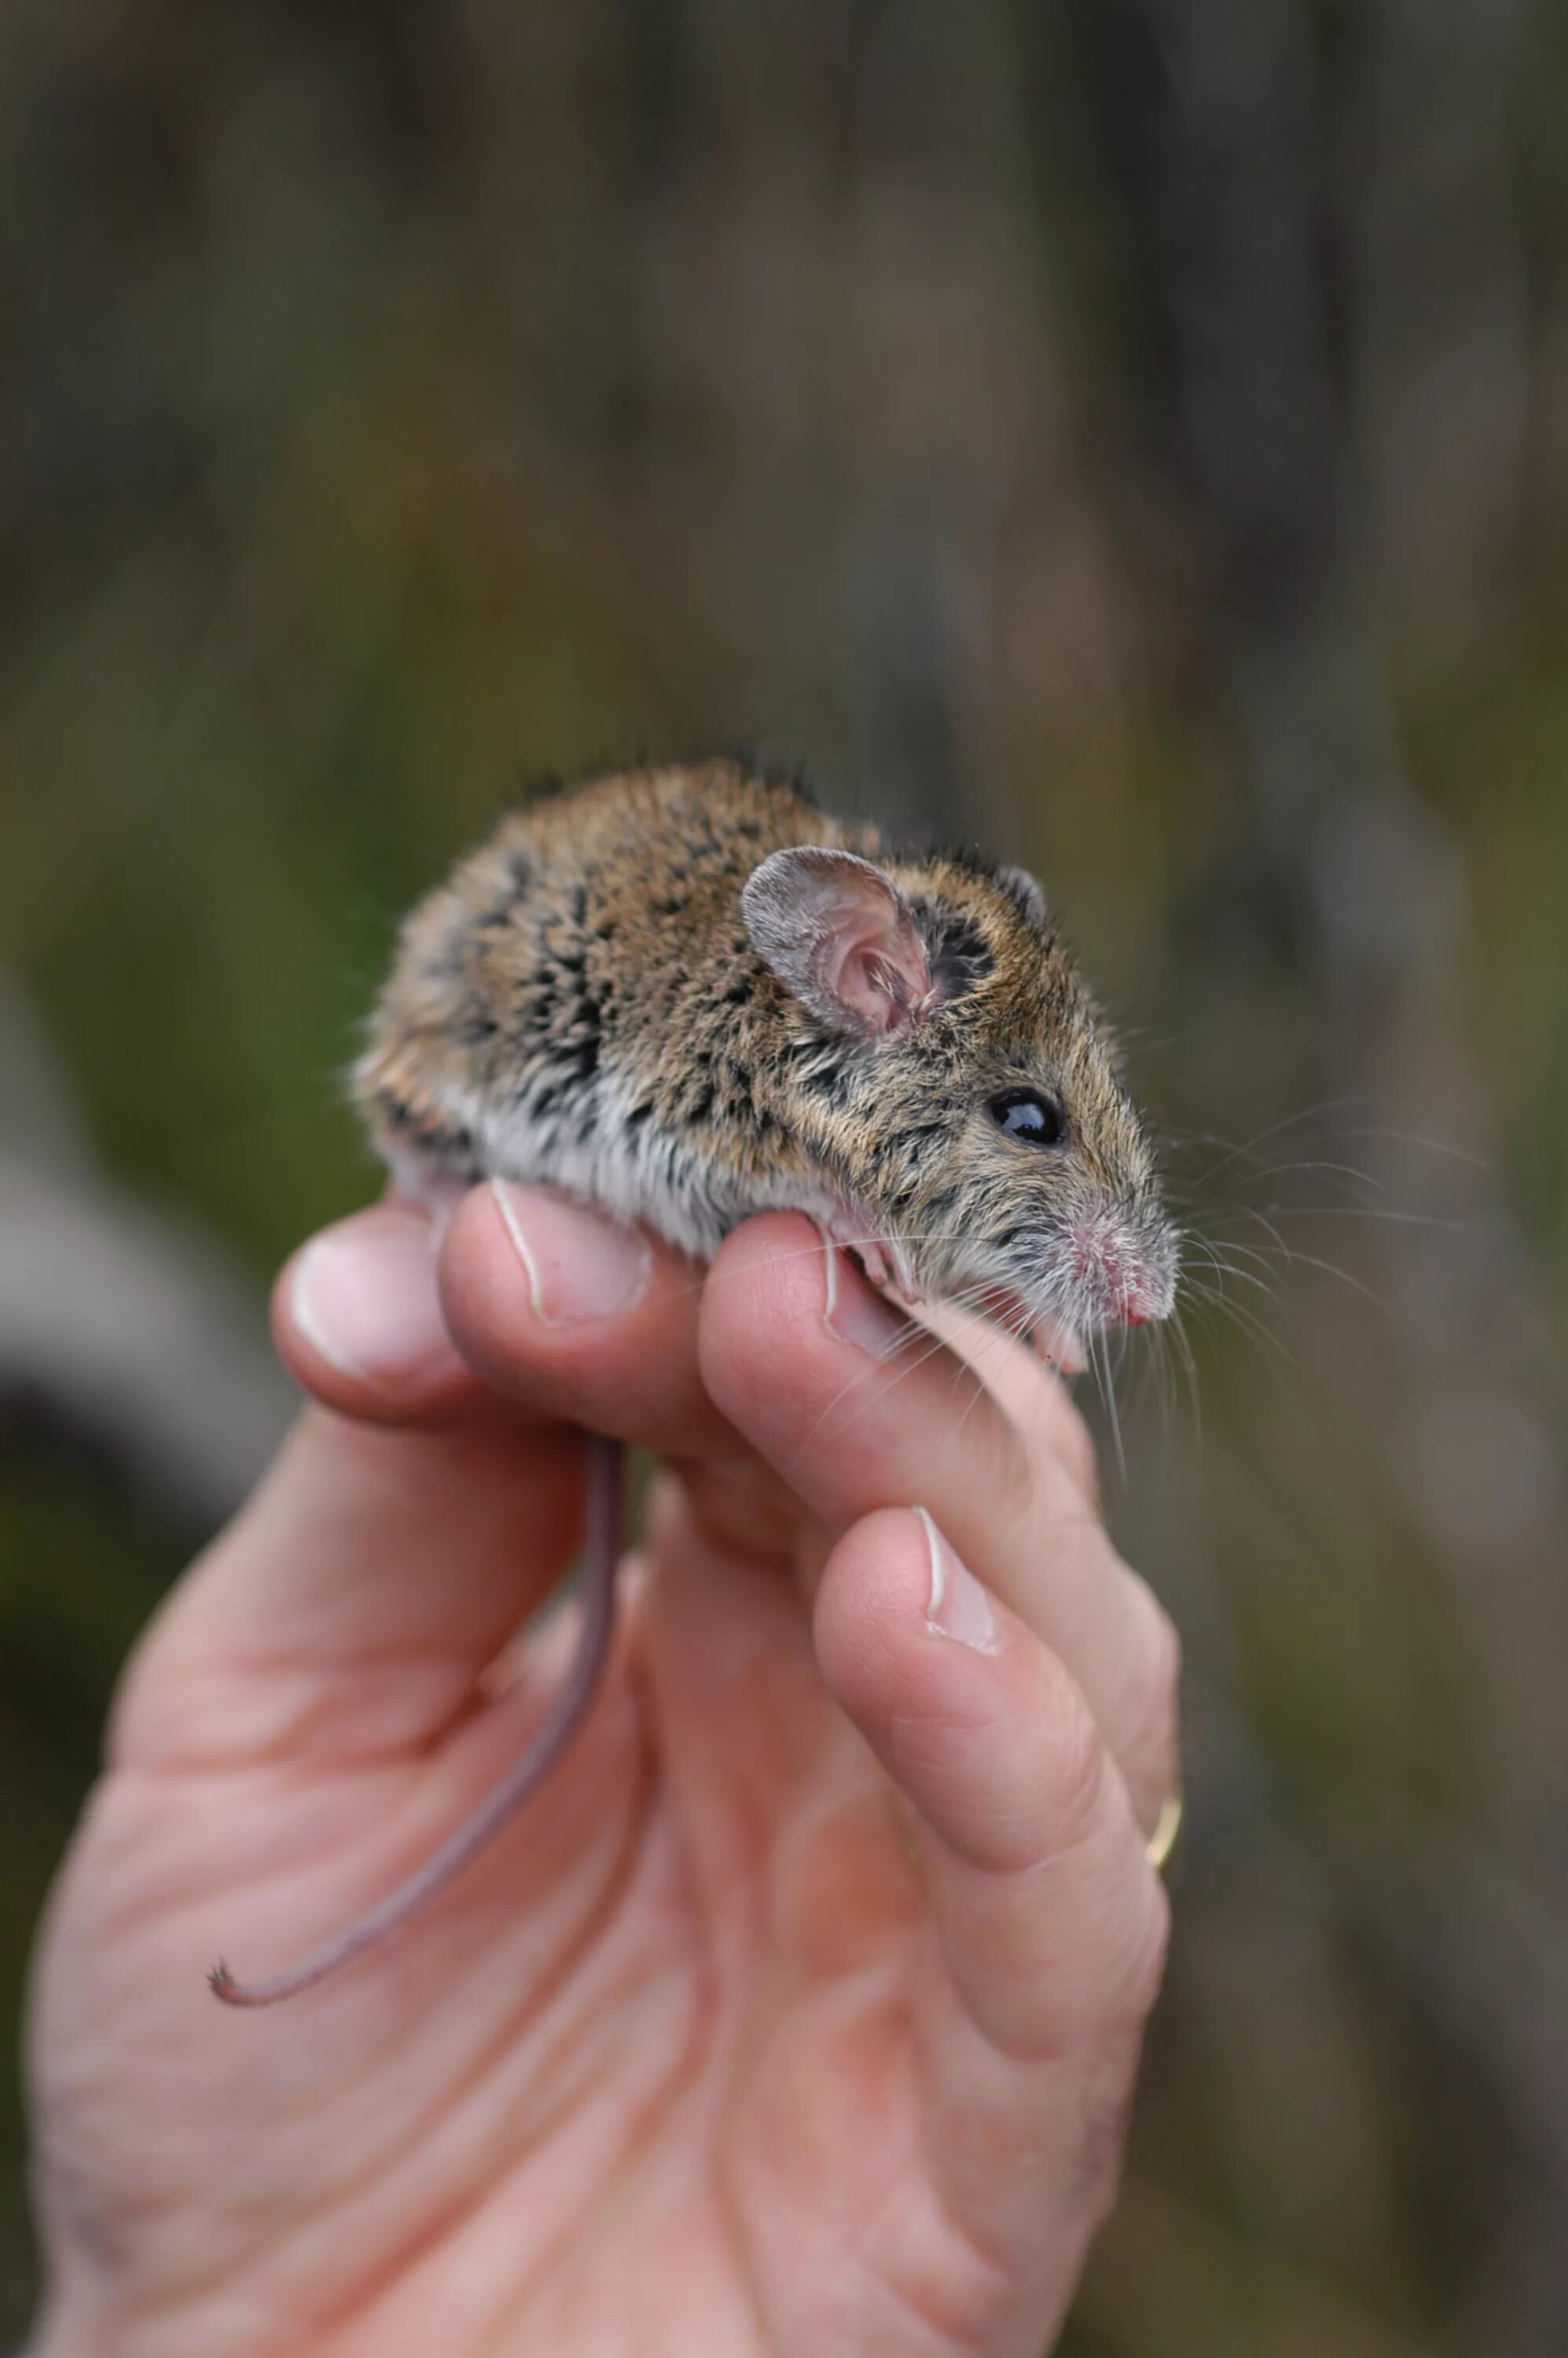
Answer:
[211,757,1177,2005]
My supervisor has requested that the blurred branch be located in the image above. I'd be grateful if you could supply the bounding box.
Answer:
[0,977,291,1537]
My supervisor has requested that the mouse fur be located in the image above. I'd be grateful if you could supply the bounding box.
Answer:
[356,757,1177,1344]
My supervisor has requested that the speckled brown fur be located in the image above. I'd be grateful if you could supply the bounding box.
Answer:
[356,758,1177,1339]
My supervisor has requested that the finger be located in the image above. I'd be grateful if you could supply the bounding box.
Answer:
[111,1406,584,1772]
[274,1197,494,1427]
[438,1180,741,1459]
[907,1294,1100,1507]
[700,1217,1181,1831]
[813,1508,1169,2270]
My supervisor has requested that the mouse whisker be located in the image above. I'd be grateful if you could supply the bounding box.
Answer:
[1162,1313,1196,1444]
[1181,1213,1396,1317]
[1166,1094,1393,1187]
[1084,1323,1127,1487]
[1257,1203,1463,1228]
[1170,1107,1485,1177]
[1180,1241,1280,1299]
[1177,1276,1296,1366]
[799,1329,980,1458]
[1179,1243,1283,1315]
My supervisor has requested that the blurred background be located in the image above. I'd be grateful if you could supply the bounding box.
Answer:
[3,1,1566,2349]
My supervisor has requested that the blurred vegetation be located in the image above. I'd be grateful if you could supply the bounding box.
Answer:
[2,2,1566,2349]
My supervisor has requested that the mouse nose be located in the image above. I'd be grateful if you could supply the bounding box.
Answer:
[1066,1211,1175,1328]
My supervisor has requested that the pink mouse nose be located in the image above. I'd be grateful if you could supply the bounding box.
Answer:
[1067,1214,1173,1328]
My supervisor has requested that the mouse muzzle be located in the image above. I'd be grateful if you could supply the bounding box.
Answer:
[1061,1205,1179,1332]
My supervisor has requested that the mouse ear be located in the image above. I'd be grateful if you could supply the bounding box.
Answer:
[994,864,1048,927]
[742,847,936,1038]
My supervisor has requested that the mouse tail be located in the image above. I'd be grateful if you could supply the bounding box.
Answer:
[209,1433,625,2008]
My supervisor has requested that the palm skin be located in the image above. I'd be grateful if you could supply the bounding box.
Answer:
[26,1189,1177,2358]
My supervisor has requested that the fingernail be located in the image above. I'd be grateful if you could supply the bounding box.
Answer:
[490,1181,651,1324]
[915,1507,998,1652]
[823,1244,909,1360]
[292,1216,454,1386]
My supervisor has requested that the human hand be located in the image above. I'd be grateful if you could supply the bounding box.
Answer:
[26,1188,1178,2357]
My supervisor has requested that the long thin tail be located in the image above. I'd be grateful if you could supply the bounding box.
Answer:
[210,1434,625,2007]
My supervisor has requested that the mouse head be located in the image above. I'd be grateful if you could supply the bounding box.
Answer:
[743,843,1178,1350]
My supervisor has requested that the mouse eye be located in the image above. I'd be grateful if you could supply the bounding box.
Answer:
[989,1088,1066,1147]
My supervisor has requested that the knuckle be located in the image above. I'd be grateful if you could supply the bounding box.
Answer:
[981,1410,1037,1529]
[1013,1851,1170,2067]
[1112,1871,1173,2031]
[1070,2046,1142,2225]
[1034,1673,1110,1857]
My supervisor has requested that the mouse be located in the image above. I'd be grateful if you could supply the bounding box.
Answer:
[211,755,1178,2005]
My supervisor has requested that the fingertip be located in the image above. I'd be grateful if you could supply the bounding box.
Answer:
[439,1182,736,1454]
[815,1508,1118,1882]
[813,1508,1011,1743]
[272,1200,484,1424]
[815,1509,1170,2067]
[812,1507,914,1717]
[483,1178,654,1325]
[440,1184,646,1377]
